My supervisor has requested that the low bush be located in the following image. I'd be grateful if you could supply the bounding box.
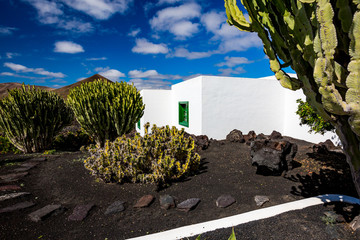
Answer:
[296,99,335,134]
[84,123,201,186]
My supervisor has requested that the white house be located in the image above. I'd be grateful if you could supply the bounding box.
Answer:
[136,75,335,144]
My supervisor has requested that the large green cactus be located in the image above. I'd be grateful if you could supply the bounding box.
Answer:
[67,80,145,146]
[0,85,73,153]
[225,0,360,196]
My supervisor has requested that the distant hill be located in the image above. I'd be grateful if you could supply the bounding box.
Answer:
[0,82,55,99]
[53,74,113,99]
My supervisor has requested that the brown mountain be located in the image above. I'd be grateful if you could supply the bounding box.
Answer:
[0,82,55,99]
[53,74,113,99]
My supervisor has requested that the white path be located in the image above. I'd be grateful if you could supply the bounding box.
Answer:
[126,194,360,240]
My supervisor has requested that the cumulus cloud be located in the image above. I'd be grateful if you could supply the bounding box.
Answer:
[157,0,180,5]
[62,0,132,20]
[150,2,201,39]
[98,69,125,81]
[132,38,168,54]
[0,26,17,35]
[200,10,262,53]
[128,28,141,37]
[54,41,84,54]
[216,56,253,68]
[4,62,66,78]
[171,47,213,60]
[86,57,107,61]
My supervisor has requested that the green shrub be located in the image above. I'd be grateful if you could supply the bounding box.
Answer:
[67,80,145,147]
[0,135,21,154]
[52,129,94,151]
[0,85,73,153]
[296,99,335,135]
[84,123,201,186]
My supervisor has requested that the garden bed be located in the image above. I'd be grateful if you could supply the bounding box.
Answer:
[0,137,359,240]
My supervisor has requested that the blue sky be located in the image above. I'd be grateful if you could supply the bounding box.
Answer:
[0,0,286,90]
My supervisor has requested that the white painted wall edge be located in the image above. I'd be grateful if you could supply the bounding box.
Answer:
[126,194,360,240]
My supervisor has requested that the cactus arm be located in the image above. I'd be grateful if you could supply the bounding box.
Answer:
[346,8,360,135]
[224,0,253,32]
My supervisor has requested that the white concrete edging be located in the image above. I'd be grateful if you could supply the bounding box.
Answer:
[126,194,360,240]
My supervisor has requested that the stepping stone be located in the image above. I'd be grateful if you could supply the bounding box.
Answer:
[134,195,155,208]
[0,192,30,202]
[20,162,39,168]
[28,204,64,222]
[68,204,94,221]
[350,215,360,231]
[105,201,125,215]
[254,195,270,207]
[160,195,176,210]
[216,195,236,208]
[0,172,28,182]
[12,167,33,173]
[177,198,200,212]
[0,201,35,213]
[0,185,21,191]
[29,158,47,162]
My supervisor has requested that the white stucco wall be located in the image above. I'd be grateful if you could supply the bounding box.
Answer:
[137,75,334,144]
[171,76,203,135]
[137,89,172,135]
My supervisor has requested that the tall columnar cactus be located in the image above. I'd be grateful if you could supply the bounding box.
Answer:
[67,80,145,146]
[0,85,73,153]
[225,0,360,195]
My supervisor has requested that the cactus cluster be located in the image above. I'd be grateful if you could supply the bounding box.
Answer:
[84,123,201,186]
[0,85,73,153]
[225,0,360,195]
[67,80,145,147]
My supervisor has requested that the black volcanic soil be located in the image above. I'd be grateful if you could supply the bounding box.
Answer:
[0,137,359,240]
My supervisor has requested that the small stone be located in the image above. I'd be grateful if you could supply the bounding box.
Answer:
[216,195,236,208]
[28,204,64,222]
[29,158,47,162]
[254,195,270,207]
[0,192,30,202]
[12,167,33,172]
[134,195,154,208]
[350,215,360,231]
[160,195,176,210]
[269,130,282,139]
[68,204,94,221]
[0,185,21,191]
[105,201,125,215]
[177,198,200,212]
[0,201,35,213]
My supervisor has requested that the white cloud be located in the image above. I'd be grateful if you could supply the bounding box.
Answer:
[219,33,262,52]
[54,41,84,54]
[171,47,213,60]
[132,38,168,54]
[129,78,173,90]
[4,62,66,78]
[22,0,94,33]
[150,2,201,39]
[128,69,181,81]
[62,0,132,20]
[6,52,20,59]
[128,28,141,37]
[216,56,253,67]
[0,26,17,35]
[98,69,125,81]
[218,67,246,76]
[86,57,107,61]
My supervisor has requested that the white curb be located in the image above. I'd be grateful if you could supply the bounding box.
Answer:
[126,194,360,240]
